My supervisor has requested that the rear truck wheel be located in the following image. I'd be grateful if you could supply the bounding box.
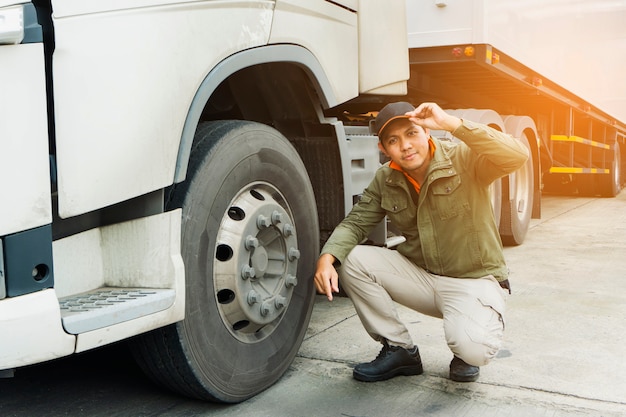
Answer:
[130,120,319,402]
[500,117,535,246]
[598,142,622,197]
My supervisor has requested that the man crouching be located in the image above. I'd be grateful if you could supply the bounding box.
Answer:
[314,102,528,382]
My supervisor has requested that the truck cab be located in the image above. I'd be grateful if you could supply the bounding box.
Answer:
[0,0,408,402]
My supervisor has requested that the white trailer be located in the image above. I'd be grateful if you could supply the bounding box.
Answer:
[399,0,626,243]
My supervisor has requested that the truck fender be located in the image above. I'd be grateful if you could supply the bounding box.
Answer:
[173,44,338,184]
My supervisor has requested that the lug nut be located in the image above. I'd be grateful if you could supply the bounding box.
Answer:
[283,224,294,237]
[245,236,259,250]
[247,290,261,305]
[241,265,256,280]
[260,301,272,316]
[257,215,271,229]
[271,210,283,224]
[288,248,301,261]
[285,274,298,288]
[274,296,287,309]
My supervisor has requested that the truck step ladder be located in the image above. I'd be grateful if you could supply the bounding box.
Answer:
[59,287,175,334]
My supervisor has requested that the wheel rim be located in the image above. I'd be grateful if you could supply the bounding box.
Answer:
[213,181,299,343]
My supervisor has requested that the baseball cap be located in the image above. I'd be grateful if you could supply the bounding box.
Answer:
[370,101,415,137]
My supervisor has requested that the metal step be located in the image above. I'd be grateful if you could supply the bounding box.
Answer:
[59,287,176,334]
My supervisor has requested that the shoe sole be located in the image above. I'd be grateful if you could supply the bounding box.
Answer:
[449,372,479,382]
[353,365,423,382]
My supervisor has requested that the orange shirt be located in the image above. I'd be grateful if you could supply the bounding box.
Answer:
[388,138,436,193]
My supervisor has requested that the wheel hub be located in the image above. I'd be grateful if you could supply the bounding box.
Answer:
[213,182,299,341]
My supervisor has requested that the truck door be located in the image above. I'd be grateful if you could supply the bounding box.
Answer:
[0,3,54,298]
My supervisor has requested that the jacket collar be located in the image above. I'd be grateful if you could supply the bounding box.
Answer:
[426,137,456,179]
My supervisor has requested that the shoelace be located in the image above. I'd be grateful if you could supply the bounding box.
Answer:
[374,343,398,361]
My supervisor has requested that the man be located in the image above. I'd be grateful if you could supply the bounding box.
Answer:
[313,102,529,383]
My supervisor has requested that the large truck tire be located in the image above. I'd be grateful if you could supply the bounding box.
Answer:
[130,120,319,402]
[598,141,622,197]
[500,116,535,246]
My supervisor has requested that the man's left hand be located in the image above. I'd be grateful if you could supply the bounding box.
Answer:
[499,279,511,294]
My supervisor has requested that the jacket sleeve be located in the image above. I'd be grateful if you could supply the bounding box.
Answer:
[319,175,387,264]
[452,120,530,185]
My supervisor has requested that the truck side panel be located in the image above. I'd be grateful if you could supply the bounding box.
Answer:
[357,0,409,95]
[52,0,274,217]
[270,0,409,98]
[0,43,51,236]
[270,0,359,105]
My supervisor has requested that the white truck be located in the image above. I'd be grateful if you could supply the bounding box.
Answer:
[1,0,625,404]
[0,0,409,403]
[401,0,626,244]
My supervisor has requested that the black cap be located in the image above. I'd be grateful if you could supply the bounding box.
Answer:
[370,101,415,137]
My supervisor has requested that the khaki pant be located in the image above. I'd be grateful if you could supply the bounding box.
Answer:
[341,245,508,367]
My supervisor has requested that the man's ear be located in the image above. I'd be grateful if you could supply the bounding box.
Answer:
[377,141,388,157]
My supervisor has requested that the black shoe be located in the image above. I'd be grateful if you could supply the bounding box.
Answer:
[449,356,479,382]
[353,342,423,382]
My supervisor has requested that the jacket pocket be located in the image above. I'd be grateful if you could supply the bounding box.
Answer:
[431,176,470,220]
[381,193,416,231]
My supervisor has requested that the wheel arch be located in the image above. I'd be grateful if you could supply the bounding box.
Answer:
[174,44,340,184]
[174,44,348,246]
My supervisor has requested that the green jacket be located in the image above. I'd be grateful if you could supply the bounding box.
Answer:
[321,120,530,281]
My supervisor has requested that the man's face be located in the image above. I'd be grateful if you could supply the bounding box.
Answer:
[378,118,431,176]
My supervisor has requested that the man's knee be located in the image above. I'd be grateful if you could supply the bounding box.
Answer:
[444,309,504,367]
[340,246,378,286]
[448,337,501,367]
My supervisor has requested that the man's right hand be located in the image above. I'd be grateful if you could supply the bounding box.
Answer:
[406,102,462,133]
[314,253,339,301]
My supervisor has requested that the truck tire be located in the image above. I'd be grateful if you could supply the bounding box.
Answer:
[598,142,622,197]
[499,129,534,246]
[130,120,319,403]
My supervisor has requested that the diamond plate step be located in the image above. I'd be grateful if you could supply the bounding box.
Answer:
[59,287,176,334]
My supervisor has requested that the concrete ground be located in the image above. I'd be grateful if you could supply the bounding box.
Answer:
[215,193,626,417]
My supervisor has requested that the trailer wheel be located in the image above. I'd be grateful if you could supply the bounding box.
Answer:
[130,120,318,403]
[499,130,534,246]
[598,142,622,197]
